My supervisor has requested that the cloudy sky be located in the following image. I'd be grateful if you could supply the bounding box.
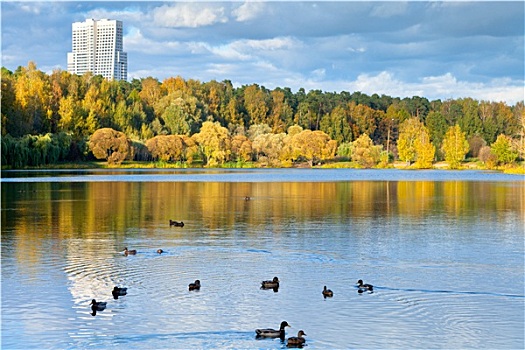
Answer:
[2,1,524,104]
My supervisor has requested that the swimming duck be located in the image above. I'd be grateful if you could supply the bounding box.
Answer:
[157,249,164,254]
[255,321,290,339]
[287,330,307,347]
[357,279,373,291]
[169,220,184,227]
[188,280,201,291]
[112,286,127,299]
[90,299,107,311]
[322,285,334,298]
[261,276,280,289]
[123,247,137,255]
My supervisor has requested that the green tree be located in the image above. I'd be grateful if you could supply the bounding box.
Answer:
[442,125,469,169]
[336,142,353,159]
[425,110,448,160]
[457,98,482,137]
[1,68,22,136]
[348,102,380,139]
[88,128,132,165]
[491,134,518,165]
[58,95,86,135]
[320,105,352,144]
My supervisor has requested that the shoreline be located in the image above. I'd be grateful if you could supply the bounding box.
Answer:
[2,160,524,175]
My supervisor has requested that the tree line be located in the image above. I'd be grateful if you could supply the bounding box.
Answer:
[1,62,523,168]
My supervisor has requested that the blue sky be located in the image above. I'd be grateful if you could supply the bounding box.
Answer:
[1,1,524,104]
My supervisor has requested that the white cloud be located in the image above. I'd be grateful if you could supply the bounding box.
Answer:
[370,2,408,18]
[20,4,41,15]
[232,1,265,22]
[207,43,252,61]
[206,37,300,61]
[310,72,524,104]
[124,28,184,54]
[152,3,227,28]
[85,8,146,24]
[311,68,326,81]
[240,37,299,51]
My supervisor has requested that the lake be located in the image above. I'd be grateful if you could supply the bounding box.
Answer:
[1,169,524,349]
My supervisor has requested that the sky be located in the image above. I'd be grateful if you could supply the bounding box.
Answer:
[1,1,524,104]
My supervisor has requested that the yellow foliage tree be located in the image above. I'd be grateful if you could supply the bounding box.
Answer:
[289,130,336,166]
[192,121,231,166]
[398,117,435,168]
[351,133,381,168]
[442,124,469,169]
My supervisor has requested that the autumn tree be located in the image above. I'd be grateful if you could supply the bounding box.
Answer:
[351,133,382,168]
[230,135,252,162]
[139,77,163,106]
[192,121,231,166]
[398,117,435,168]
[247,124,272,141]
[479,146,497,169]
[442,125,469,169]
[268,89,293,133]
[145,135,184,162]
[252,132,287,166]
[88,128,132,165]
[467,135,486,158]
[414,130,435,169]
[289,130,336,167]
[13,61,52,135]
[243,84,269,125]
[348,102,381,139]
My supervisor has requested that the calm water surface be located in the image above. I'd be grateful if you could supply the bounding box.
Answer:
[1,169,524,349]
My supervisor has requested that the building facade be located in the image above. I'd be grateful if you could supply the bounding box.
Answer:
[67,19,127,81]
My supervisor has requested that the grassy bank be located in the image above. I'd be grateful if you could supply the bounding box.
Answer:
[2,160,524,174]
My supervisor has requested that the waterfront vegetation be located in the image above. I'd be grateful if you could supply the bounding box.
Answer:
[1,62,524,171]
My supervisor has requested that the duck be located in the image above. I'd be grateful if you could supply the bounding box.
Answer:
[157,249,164,254]
[90,299,107,311]
[261,276,280,289]
[112,286,127,299]
[357,279,373,291]
[123,247,137,255]
[286,330,307,347]
[322,285,334,298]
[255,321,290,339]
[188,280,201,291]
[169,220,184,227]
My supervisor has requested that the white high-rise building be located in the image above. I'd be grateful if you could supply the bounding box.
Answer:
[67,18,127,81]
